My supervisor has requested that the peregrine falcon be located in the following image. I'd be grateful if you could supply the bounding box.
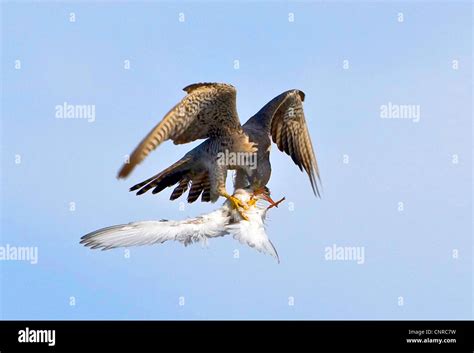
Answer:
[117,83,321,218]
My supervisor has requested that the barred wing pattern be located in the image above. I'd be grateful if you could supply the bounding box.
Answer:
[118,83,241,178]
[245,90,321,196]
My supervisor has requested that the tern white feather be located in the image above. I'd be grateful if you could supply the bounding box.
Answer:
[80,188,281,262]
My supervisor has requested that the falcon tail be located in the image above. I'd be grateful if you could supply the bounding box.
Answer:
[128,156,212,203]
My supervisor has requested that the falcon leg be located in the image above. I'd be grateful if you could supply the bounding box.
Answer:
[222,192,250,221]
[211,164,250,221]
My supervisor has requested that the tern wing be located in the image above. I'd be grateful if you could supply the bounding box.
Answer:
[226,207,279,263]
[80,209,230,250]
[244,89,321,197]
[118,83,241,178]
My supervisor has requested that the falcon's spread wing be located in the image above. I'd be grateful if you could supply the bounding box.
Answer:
[244,90,321,197]
[118,83,241,178]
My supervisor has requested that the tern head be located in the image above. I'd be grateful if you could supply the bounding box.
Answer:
[233,186,277,207]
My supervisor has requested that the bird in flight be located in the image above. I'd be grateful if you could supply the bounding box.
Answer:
[81,187,285,262]
[117,83,320,219]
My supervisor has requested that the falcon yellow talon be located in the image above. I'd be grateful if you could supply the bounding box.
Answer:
[238,209,250,221]
[226,194,249,210]
[247,198,257,207]
[224,193,251,221]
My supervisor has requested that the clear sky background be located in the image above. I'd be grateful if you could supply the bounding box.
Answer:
[0,1,472,320]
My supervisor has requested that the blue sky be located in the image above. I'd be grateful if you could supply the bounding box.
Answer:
[0,1,472,320]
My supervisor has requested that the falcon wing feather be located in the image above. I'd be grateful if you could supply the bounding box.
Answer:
[244,90,321,197]
[118,83,240,178]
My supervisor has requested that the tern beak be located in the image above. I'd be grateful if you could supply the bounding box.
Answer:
[261,193,278,208]
[253,186,279,208]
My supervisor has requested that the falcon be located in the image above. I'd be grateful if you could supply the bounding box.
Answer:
[117,83,321,219]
